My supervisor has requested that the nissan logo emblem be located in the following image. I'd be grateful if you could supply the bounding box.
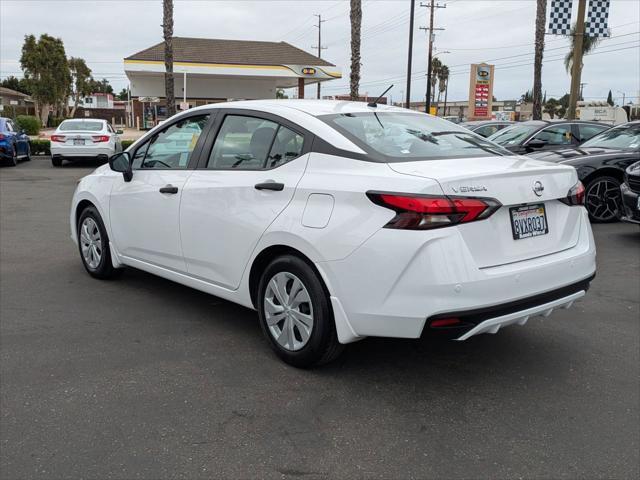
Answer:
[533,181,544,196]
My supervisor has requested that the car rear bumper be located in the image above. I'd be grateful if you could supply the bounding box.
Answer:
[620,182,640,224]
[51,145,114,158]
[318,208,596,344]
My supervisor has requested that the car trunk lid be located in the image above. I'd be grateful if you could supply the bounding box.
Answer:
[387,155,583,268]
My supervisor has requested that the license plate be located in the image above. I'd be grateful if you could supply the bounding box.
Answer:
[510,204,549,240]
[73,139,85,146]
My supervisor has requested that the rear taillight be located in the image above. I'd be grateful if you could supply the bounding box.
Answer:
[367,192,502,230]
[91,135,110,143]
[0,133,5,141]
[558,181,585,206]
[50,134,66,143]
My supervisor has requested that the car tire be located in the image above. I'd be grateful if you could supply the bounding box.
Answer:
[77,206,121,279]
[52,156,62,167]
[7,144,18,167]
[584,176,622,223]
[257,255,344,368]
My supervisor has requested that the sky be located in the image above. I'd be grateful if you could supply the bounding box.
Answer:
[1,0,639,104]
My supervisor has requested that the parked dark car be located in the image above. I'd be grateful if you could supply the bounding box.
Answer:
[487,120,608,155]
[528,121,640,222]
[620,161,640,225]
[0,117,31,166]
[460,120,514,138]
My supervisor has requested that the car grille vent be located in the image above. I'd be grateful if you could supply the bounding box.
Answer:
[628,176,640,194]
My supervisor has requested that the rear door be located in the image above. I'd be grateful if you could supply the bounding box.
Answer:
[180,110,310,289]
[575,123,608,144]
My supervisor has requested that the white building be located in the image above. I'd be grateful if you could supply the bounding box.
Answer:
[124,37,341,127]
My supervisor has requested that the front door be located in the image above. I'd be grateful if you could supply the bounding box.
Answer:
[180,112,309,289]
[109,113,211,272]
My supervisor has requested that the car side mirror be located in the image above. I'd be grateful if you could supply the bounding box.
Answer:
[109,152,133,182]
[116,129,124,135]
[526,139,547,150]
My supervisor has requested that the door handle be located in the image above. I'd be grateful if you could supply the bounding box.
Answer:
[159,185,179,194]
[255,182,284,191]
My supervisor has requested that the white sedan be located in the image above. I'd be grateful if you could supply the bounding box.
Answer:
[70,100,596,367]
[51,119,122,166]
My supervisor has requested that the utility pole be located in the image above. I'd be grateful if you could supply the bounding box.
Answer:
[567,0,587,120]
[420,1,445,114]
[406,0,415,108]
[313,14,327,100]
[579,82,587,100]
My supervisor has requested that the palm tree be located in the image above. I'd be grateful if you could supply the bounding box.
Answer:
[564,22,601,73]
[437,64,449,105]
[430,57,442,103]
[163,0,175,117]
[532,0,547,120]
[350,0,362,101]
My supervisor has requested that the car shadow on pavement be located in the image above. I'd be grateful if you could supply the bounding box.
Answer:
[114,265,581,385]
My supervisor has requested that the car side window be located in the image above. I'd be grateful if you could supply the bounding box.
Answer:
[476,125,499,137]
[137,114,209,169]
[577,124,606,142]
[533,124,574,145]
[266,126,304,168]
[207,115,278,170]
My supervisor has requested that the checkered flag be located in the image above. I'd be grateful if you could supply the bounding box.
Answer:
[549,0,573,35]
[586,0,610,37]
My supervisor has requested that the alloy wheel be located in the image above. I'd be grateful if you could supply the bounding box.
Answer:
[80,217,103,269]
[585,178,621,222]
[264,272,314,351]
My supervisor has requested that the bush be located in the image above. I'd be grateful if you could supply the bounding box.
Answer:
[15,115,40,135]
[121,140,135,150]
[30,139,50,156]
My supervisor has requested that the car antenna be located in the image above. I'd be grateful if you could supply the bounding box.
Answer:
[367,84,394,108]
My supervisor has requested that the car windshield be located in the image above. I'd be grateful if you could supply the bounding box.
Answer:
[59,121,104,132]
[487,123,540,145]
[580,123,640,150]
[321,112,510,161]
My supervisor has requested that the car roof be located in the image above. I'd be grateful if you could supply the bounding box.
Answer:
[187,99,411,118]
[462,120,513,126]
[61,118,106,122]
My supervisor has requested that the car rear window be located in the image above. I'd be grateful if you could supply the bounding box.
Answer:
[320,112,510,161]
[59,121,104,132]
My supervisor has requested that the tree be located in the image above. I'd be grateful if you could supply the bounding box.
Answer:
[430,57,442,103]
[276,88,288,99]
[88,78,113,94]
[532,0,547,120]
[163,0,175,117]
[116,88,129,101]
[20,34,71,126]
[520,90,533,103]
[68,57,92,117]
[543,97,560,119]
[606,90,614,106]
[436,64,449,104]
[349,0,362,101]
[0,76,31,95]
[564,22,601,73]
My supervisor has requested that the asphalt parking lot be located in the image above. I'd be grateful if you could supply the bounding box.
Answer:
[1,157,638,479]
